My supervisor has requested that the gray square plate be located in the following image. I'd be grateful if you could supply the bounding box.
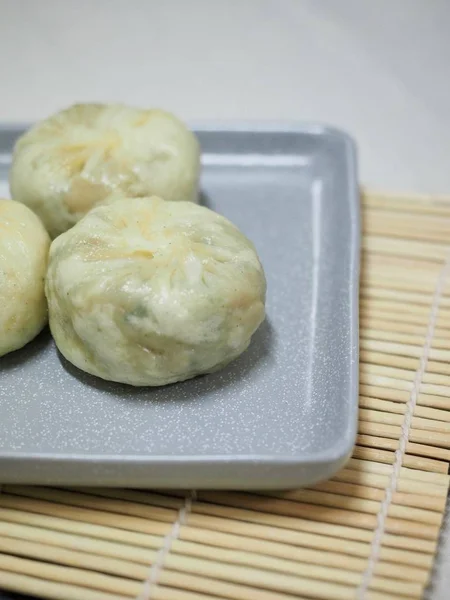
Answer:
[0,123,359,489]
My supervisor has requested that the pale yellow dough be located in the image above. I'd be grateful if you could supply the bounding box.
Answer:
[46,196,266,386]
[10,103,200,238]
[0,199,50,357]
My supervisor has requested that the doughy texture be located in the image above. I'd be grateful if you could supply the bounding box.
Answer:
[0,199,50,357]
[46,196,266,386]
[10,104,200,238]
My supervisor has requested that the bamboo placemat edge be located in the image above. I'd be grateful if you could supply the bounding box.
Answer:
[1,190,450,600]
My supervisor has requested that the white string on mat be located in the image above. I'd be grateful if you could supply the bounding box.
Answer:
[136,490,197,600]
[357,252,450,599]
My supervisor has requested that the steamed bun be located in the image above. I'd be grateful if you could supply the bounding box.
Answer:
[45,195,266,386]
[10,103,200,238]
[0,199,50,357]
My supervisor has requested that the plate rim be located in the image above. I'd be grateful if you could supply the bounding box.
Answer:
[0,121,360,487]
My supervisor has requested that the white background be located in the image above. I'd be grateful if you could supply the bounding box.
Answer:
[0,0,450,192]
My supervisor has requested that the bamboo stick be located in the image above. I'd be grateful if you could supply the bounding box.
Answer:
[359,362,416,382]
[185,512,435,565]
[0,495,373,559]
[9,482,443,541]
[352,444,448,475]
[360,338,450,364]
[0,570,129,600]
[171,554,418,600]
[363,197,450,215]
[363,213,450,244]
[333,469,446,498]
[0,522,374,591]
[364,252,442,273]
[355,434,450,463]
[180,525,429,582]
[362,316,450,338]
[69,487,185,511]
[362,257,440,276]
[359,373,412,392]
[362,262,441,283]
[363,223,450,245]
[361,276,436,295]
[251,489,441,525]
[360,276,450,302]
[191,503,367,542]
[360,322,450,352]
[0,505,355,573]
[0,539,146,587]
[361,363,450,387]
[326,420,444,447]
[193,492,441,540]
[362,265,443,285]
[0,520,155,565]
[67,488,184,511]
[0,555,240,600]
[0,568,313,600]
[0,501,433,579]
[359,384,409,403]
[360,286,449,308]
[0,506,163,550]
[160,568,314,600]
[358,395,450,424]
[360,349,420,370]
[0,507,427,586]
[360,309,438,328]
[0,551,388,600]
[360,318,432,338]
[163,488,445,552]
[358,407,450,435]
[359,374,450,407]
[360,297,450,319]
[159,571,312,600]
[373,217,449,241]
[2,486,177,523]
[421,381,450,398]
[361,298,450,323]
[362,191,450,216]
[188,506,438,561]
[189,510,375,552]
[426,358,450,374]
[309,479,445,512]
[363,204,450,225]
[170,542,393,591]
[147,570,311,600]
[361,274,443,291]
[0,492,374,554]
[0,490,396,557]
[345,459,449,486]
[0,493,171,537]
[359,382,450,412]
[360,328,426,346]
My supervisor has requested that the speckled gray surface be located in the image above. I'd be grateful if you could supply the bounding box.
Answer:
[0,124,359,488]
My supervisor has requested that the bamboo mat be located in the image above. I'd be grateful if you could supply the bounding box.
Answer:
[1,190,450,600]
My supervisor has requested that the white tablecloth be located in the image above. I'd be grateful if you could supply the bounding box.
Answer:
[0,1,449,596]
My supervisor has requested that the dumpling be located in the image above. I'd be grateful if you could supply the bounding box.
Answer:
[9,103,200,238]
[0,199,50,357]
[45,195,266,386]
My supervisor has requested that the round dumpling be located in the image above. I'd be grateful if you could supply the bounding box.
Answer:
[0,199,50,357]
[46,195,266,386]
[10,103,200,238]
